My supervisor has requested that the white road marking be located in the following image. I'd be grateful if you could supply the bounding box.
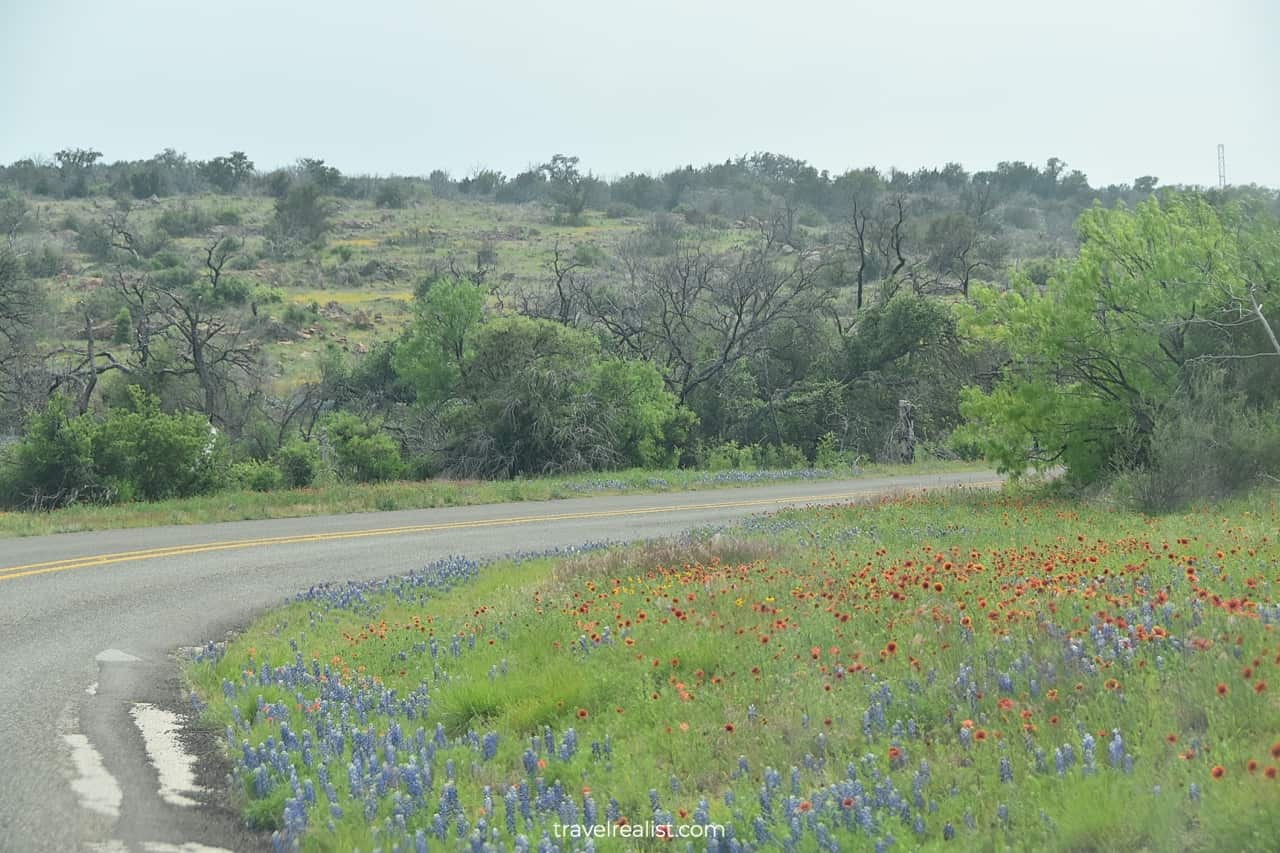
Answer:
[96,648,142,663]
[130,703,206,807]
[62,733,123,818]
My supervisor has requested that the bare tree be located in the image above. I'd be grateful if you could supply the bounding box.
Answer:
[572,213,830,404]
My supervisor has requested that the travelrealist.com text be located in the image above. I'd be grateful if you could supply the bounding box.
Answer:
[552,821,727,840]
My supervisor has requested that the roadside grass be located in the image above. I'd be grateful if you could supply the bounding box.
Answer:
[188,487,1280,851]
[0,460,985,538]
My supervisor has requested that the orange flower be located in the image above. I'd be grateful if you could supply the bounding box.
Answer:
[1266,766,1278,780]
[1211,765,1226,779]
[1217,683,1229,697]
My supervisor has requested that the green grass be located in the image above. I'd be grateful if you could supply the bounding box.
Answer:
[188,486,1280,851]
[0,459,985,538]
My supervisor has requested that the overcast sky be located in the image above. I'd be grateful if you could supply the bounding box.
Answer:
[3,0,1276,187]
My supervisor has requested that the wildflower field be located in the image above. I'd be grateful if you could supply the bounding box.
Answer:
[189,488,1280,851]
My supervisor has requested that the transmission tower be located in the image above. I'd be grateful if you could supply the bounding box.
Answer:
[1217,144,1226,189]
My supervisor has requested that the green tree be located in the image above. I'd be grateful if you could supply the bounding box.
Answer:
[298,158,342,192]
[0,396,100,508]
[271,182,335,247]
[54,147,102,197]
[202,151,255,192]
[392,278,486,404]
[956,194,1279,483]
[540,154,594,221]
[323,411,402,482]
[436,316,689,477]
[93,386,226,501]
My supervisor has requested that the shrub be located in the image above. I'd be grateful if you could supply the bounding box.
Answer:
[112,308,132,344]
[757,443,808,469]
[0,397,101,509]
[274,439,322,488]
[706,441,759,471]
[374,181,409,209]
[1111,382,1280,512]
[74,220,114,261]
[230,459,284,492]
[24,243,64,278]
[0,389,227,508]
[156,202,212,237]
[323,412,403,483]
[814,432,849,469]
[92,387,227,501]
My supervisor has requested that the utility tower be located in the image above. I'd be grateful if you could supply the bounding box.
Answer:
[1217,144,1226,189]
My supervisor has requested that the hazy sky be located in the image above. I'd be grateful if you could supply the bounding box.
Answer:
[3,0,1276,187]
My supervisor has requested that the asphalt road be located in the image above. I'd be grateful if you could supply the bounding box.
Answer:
[0,469,999,852]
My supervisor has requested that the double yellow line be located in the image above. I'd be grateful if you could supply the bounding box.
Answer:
[0,481,1002,584]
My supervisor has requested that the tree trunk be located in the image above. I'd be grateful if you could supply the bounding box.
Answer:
[889,399,916,464]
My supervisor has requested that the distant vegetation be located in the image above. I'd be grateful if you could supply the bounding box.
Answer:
[0,149,1276,511]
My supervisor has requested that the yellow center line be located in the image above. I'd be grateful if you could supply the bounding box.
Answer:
[0,480,1002,583]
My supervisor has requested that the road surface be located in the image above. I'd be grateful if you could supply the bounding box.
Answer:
[0,470,999,852]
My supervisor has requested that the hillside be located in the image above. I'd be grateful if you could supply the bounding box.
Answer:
[1,152,1276,510]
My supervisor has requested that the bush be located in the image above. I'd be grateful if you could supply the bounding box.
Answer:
[23,243,64,278]
[427,317,690,478]
[75,220,114,261]
[705,441,759,471]
[112,308,132,344]
[0,397,102,509]
[0,389,226,508]
[93,387,227,501]
[757,443,808,469]
[156,202,212,237]
[374,181,409,209]
[1111,382,1280,512]
[274,439,321,488]
[814,432,854,469]
[323,412,403,483]
[230,459,284,492]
